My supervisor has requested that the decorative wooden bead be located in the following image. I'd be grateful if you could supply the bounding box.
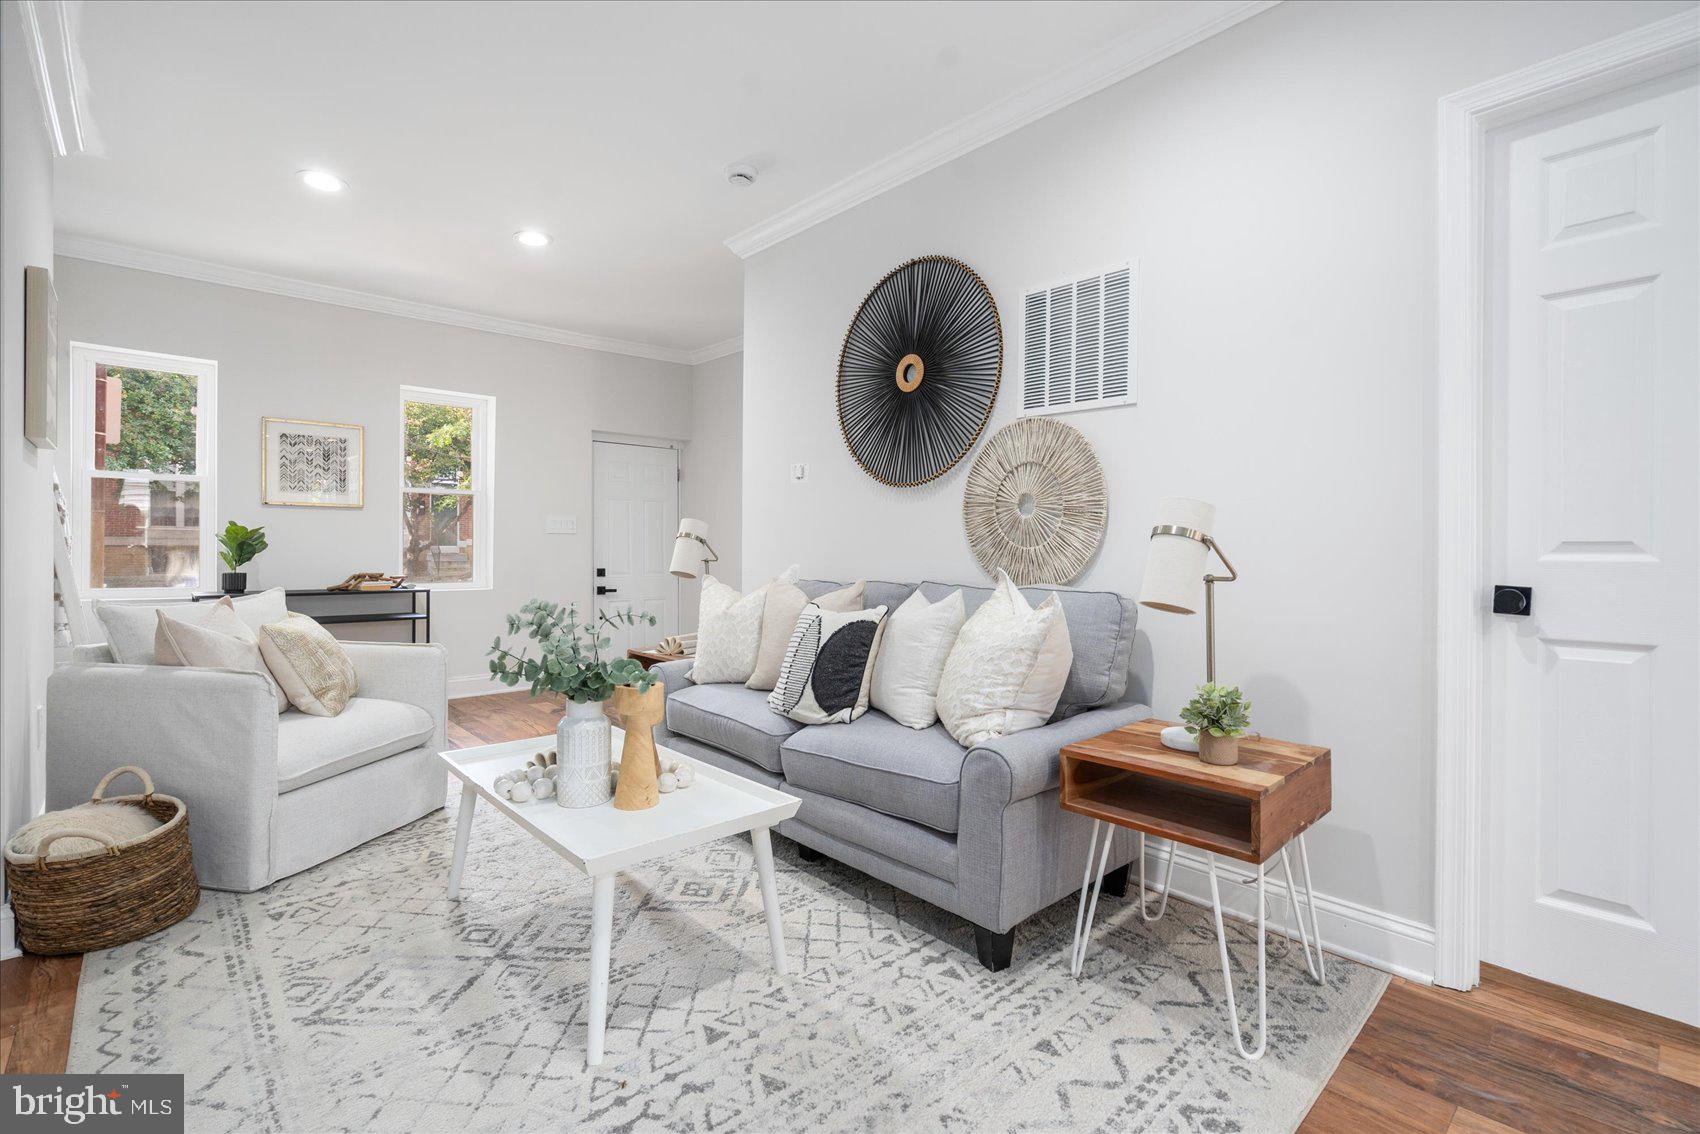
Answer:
[526,766,543,782]
[508,780,534,803]
[658,772,678,793]
[675,763,695,788]
[533,777,555,799]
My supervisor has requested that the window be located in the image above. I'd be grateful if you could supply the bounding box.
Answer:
[401,386,493,589]
[72,343,217,595]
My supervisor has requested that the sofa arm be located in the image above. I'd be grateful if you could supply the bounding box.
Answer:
[46,663,280,890]
[652,658,695,696]
[343,641,448,754]
[962,700,1153,809]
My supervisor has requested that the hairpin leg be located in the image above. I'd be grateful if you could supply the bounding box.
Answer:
[1297,833,1326,984]
[1138,831,1179,922]
[1207,853,1267,1061]
[1070,820,1115,977]
[1280,843,1324,983]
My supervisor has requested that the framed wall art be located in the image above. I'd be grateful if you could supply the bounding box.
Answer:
[262,417,364,508]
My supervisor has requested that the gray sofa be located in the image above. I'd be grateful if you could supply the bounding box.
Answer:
[653,578,1152,970]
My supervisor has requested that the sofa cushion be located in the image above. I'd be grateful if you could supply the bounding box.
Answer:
[277,697,434,793]
[802,579,914,614]
[918,580,1135,718]
[666,682,800,773]
[780,711,966,833]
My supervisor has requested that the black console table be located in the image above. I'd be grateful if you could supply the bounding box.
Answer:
[192,586,431,643]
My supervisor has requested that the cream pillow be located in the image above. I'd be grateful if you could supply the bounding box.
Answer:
[746,580,866,691]
[935,573,1073,747]
[155,599,289,713]
[94,587,289,665]
[869,589,966,729]
[690,567,794,684]
[256,613,360,717]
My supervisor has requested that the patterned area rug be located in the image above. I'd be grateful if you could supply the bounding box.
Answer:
[70,788,1386,1132]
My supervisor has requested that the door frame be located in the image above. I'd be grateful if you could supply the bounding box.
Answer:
[589,435,683,639]
[1432,10,1698,992]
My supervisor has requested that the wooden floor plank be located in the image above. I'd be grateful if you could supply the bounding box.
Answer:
[1298,1055,1455,1133]
[1661,1043,1700,1090]
[0,953,82,1074]
[1448,1110,1526,1134]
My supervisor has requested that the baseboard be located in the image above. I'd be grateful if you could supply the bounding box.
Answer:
[448,674,505,699]
[2,906,18,961]
[1134,843,1435,984]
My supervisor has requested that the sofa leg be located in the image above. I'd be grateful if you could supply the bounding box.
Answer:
[973,925,1015,972]
[796,843,824,863]
[1100,863,1130,899]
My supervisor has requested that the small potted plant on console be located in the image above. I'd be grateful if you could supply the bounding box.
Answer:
[1180,682,1252,766]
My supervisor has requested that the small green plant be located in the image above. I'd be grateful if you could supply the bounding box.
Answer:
[1180,682,1251,739]
[488,600,658,703]
[217,521,268,571]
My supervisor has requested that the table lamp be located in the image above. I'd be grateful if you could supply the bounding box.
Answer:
[1138,497,1239,752]
[668,518,718,579]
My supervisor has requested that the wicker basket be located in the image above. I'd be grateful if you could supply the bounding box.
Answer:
[4,766,199,955]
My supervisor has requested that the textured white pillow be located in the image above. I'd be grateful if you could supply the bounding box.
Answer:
[154,599,289,713]
[257,613,360,717]
[746,579,865,691]
[870,589,965,729]
[690,568,794,684]
[935,574,1073,747]
[95,587,289,665]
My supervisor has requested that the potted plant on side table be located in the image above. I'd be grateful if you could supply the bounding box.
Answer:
[488,601,660,809]
[217,521,267,595]
[1180,682,1252,766]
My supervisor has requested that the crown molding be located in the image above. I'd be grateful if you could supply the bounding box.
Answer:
[53,234,739,366]
[19,0,90,157]
[724,0,1281,259]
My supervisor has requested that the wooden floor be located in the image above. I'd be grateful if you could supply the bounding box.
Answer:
[4,690,1696,1134]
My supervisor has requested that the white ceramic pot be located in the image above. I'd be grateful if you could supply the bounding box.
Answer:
[555,700,613,808]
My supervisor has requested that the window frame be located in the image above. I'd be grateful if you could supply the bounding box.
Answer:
[70,341,219,601]
[399,385,494,592]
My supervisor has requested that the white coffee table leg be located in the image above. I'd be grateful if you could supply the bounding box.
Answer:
[586,873,615,1068]
[447,782,476,899]
[751,827,787,975]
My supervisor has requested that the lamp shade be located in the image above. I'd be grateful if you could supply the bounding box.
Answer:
[1137,497,1216,614]
[669,517,711,579]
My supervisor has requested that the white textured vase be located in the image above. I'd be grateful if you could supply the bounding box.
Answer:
[555,700,613,808]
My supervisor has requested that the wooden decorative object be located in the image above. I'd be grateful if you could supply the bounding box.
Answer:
[327,572,407,592]
[836,255,1002,487]
[611,685,666,811]
[962,417,1107,585]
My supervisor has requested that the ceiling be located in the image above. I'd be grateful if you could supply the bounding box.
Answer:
[54,1,1261,359]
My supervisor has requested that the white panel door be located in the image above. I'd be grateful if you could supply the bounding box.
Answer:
[592,442,679,655]
[1489,79,1698,1024]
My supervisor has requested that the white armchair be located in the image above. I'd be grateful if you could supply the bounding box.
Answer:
[47,640,448,891]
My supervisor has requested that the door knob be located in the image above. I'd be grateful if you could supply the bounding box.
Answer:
[596,585,618,596]
[1492,585,1532,616]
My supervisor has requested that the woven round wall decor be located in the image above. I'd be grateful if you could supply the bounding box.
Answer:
[836,255,1002,487]
[962,417,1107,586]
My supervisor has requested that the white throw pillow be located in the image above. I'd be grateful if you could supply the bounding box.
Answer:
[256,613,360,717]
[746,579,865,691]
[690,567,794,684]
[870,589,966,729]
[94,587,289,665]
[935,573,1073,747]
[767,604,888,725]
[154,599,289,713]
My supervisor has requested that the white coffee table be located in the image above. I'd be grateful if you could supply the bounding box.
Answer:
[438,730,801,1067]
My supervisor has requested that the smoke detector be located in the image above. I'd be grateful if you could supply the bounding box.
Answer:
[725,162,758,187]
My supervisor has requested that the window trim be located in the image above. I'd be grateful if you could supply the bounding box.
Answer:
[399,385,494,592]
[70,341,219,601]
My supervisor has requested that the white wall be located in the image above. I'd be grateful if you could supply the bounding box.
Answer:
[52,257,702,692]
[2,0,60,957]
[683,351,743,621]
[740,0,1693,958]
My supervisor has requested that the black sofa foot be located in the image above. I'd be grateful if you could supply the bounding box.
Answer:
[973,925,1015,972]
[1100,863,1130,898]
[796,843,824,863]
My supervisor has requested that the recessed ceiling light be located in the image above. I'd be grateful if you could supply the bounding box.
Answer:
[514,230,552,248]
[299,169,346,193]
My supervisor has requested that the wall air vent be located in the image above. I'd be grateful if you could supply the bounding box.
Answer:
[1020,263,1135,415]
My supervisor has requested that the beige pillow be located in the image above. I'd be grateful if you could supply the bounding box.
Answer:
[935,573,1073,747]
[256,613,360,717]
[95,587,289,665]
[155,600,289,713]
[746,580,866,691]
[691,567,796,685]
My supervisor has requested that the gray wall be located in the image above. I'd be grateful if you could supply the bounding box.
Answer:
[740,0,1692,938]
[2,0,61,954]
[683,350,743,620]
[53,257,711,690]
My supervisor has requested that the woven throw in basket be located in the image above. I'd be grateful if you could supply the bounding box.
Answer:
[4,766,199,955]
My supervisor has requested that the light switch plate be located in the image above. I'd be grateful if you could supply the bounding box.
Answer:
[791,463,808,482]
[545,515,578,535]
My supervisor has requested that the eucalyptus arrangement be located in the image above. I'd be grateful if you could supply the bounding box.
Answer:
[487,600,658,702]
[1180,682,1252,766]
[216,521,268,594]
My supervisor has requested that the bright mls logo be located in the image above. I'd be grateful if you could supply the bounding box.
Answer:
[3,1075,183,1132]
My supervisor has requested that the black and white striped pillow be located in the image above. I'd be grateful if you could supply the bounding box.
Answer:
[767,603,888,725]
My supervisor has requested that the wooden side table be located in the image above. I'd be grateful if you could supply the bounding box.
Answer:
[627,647,685,670]
[1060,717,1332,1061]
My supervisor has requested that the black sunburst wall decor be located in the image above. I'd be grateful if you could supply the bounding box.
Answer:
[836,255,1003,487]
